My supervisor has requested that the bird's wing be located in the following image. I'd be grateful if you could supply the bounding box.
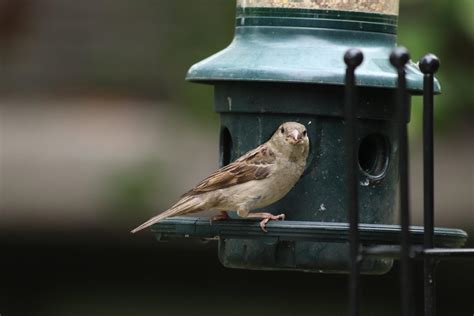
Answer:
[183,144,276,197]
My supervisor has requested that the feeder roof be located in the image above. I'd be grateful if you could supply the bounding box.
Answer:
[187,26,441,94]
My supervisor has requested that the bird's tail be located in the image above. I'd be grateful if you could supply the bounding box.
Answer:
[130,196,203,234]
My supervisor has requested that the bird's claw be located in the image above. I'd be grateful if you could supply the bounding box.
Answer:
[259,213,285,232]
[210,211,230,223]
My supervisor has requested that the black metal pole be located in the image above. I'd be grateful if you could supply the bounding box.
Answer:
[419,53,440,316]
[344,48,364,316]
[390,47,413,316]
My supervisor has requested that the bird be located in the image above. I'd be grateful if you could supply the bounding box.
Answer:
[131,121,310,233]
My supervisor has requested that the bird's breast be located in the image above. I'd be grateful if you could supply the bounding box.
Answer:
[253,160,305,208]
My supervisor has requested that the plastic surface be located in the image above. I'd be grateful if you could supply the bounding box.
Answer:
[187,7,440,93]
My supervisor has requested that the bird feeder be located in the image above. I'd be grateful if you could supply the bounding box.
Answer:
[151,0,467,274]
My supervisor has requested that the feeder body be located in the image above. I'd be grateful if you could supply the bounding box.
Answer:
[185,0,430,273]
[215,82,400,273]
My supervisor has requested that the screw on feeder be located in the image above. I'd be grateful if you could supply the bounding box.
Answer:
[419,53,440,316]
[390,46,413,316]
[343,47,363,316]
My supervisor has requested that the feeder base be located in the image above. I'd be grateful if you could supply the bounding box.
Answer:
[151,217,467,274]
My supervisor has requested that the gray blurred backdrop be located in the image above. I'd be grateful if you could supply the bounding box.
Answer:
[0,1,472,315]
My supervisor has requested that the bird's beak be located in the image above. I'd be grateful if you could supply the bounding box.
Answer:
[291,129,300,142]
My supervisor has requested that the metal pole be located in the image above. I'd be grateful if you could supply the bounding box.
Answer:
[419,53,440,316]
[344,48,364,316]
[390,47,413,316]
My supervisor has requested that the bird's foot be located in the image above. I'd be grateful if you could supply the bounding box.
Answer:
[211,211,230,222]
[246,212,285,232]
[259,214,285,232]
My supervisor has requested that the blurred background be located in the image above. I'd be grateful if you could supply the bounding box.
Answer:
[0,0,472,315]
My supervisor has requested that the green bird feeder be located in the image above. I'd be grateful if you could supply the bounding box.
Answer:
[151,0,466,274]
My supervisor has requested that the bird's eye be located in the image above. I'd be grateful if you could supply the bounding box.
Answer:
[280,127,285,134]
[302,130,307,137]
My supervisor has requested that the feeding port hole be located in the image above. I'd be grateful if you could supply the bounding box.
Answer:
[220,126,233,166]
[358,133,389,180]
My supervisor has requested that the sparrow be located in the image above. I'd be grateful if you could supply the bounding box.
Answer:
[131,121,309,233]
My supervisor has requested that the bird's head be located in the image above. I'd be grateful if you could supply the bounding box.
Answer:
[270,122,309,159]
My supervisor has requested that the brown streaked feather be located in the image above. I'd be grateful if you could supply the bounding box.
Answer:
[130,195,203,233]
[182,144,276,197]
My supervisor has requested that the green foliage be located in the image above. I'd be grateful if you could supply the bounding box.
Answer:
[157,1,235,126]
[395,0,473,136]
[102,159,169,225]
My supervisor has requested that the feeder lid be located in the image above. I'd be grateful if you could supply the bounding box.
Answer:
[152,217,467,249]
[186,0,441,93]
[187,29,440,93]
